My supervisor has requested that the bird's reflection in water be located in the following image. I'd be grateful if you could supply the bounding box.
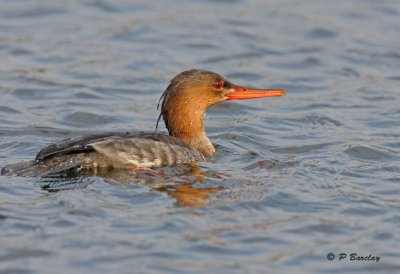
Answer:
[37,164,223,207]
[155,164,223,207]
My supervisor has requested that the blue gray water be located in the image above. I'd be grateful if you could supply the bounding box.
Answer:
[0,0,399,273]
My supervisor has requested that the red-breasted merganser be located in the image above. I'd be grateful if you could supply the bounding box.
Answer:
[1,69,285,177]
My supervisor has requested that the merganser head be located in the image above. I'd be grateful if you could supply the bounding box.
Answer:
[156,69,286,157]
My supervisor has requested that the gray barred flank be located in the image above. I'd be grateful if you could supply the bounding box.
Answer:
[90,136,204,168]
[2,132,206,177]
[160,144,171,165]
[165,143,177,165]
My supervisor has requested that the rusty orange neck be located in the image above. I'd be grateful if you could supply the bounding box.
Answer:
[161,92,216,157]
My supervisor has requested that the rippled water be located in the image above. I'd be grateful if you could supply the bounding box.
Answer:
[1,0,399,273]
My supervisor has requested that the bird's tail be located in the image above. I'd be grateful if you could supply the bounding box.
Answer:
[1,160,42,177]
[1,159,83,177]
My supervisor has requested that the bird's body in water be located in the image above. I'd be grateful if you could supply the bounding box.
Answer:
[1,69,285,177]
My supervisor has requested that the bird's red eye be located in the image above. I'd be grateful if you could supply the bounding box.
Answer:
[213,81,223,90]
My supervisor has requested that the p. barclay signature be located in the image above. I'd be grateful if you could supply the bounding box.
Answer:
[327,252,381,262]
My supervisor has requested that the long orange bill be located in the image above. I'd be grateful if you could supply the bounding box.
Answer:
[226,84,286,100]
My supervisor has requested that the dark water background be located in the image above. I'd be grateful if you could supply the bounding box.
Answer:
[1,0,399,273]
